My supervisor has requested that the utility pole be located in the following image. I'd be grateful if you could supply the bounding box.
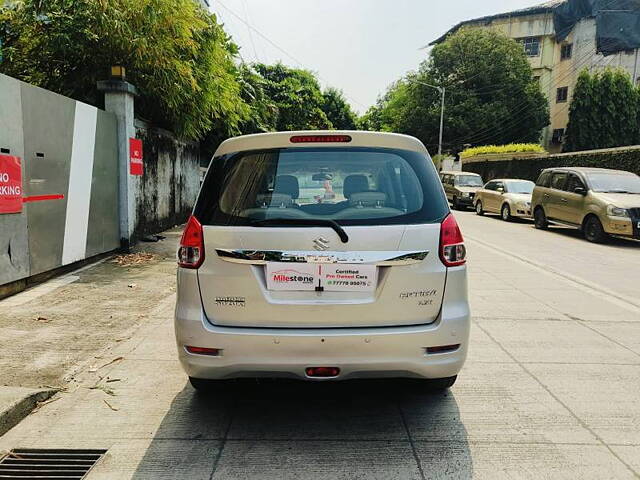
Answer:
[409,80,446,156]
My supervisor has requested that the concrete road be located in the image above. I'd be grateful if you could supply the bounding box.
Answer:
[1,214,639,479]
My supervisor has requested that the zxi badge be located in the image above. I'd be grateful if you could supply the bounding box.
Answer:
[313,237,331,251]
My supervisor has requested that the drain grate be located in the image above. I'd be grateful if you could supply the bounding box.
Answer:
[0,449,106,479]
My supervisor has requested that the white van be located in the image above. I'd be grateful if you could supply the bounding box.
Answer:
[175,131,470,390]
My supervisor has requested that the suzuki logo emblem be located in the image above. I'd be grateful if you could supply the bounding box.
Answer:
[313,237,331,251]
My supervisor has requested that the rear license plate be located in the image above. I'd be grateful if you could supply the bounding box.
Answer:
[320,264,377,292]
[266,263,377,292]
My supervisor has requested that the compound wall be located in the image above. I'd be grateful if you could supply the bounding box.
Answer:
[0,74,119,287]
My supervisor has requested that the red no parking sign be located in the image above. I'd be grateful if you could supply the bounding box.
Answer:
[129,138,143,176]
[0,154,23,214]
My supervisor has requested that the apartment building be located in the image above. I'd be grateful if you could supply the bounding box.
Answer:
[431,0,640,152]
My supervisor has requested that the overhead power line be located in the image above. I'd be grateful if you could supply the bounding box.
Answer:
[459,37,621,146]
[214,0,368,110]
[428,0,624,146]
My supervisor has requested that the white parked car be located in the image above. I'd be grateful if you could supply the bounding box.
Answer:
[175,131,470,391]
[474,179,535,221]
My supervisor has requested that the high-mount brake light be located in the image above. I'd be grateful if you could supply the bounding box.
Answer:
[290,135,352,144]
[439,214,466,267]
[178,215,204,269]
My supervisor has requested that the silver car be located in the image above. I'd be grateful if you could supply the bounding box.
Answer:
[175,131,470,391]
[474,179,535,221]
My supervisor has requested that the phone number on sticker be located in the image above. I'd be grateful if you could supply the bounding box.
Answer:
[327,281,370,287]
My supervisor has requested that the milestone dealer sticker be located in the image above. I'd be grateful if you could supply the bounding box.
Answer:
[266,263,318,291]
[266,263,377,292]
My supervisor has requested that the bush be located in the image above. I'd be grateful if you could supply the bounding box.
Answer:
[461,144,546,159]
[464,147,640,182]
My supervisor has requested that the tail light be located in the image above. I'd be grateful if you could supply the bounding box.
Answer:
[178,215,204,269]
[439,214,466,267]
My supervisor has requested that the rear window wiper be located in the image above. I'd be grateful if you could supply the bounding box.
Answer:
[250,218,349,244]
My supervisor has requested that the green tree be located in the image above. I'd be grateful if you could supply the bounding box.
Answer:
[201,63,278,160]
[321,88,357,130]
[373,28,549,152]
[0,0,247,140]
[564,70,596,151]
[565,68,639,151]
[253,63,331,131]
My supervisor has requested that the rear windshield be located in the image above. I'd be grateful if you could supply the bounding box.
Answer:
[194,147,449,226]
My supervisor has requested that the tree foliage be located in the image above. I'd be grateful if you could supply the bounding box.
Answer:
[253,63,331,131]
[321,88,357,130]
[564,68,640,152]
[0,1,359,146]
[0,0,247,140]
[364,29,549,153]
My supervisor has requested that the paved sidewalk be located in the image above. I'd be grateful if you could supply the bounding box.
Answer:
[0,228,182,389]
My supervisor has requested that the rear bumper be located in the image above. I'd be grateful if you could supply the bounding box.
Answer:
[175,268,471,381]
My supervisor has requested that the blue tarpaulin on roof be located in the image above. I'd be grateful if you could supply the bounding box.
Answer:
[554,0,640,55]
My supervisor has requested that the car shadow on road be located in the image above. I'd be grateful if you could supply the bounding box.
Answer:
[131,379,472,479]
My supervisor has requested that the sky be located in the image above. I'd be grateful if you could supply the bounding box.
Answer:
[209,0,546,113]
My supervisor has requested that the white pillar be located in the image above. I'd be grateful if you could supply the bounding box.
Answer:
[97,79,138,249]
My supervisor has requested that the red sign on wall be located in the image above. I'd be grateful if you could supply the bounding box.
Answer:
[0,154,23,214]
[129,138,144,176]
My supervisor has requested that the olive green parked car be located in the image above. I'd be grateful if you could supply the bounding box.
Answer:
[440,171,484,210]
[532,167,640,243]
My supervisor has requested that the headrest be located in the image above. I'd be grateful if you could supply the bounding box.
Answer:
[349,191,387,208]
[343,175,369,199]
[256,193,294,208]
[274,175,299,199]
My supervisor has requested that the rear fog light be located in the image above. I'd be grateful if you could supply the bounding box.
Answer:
[425,344,460,355]
[306,367,340,378]
[186,346,221,356]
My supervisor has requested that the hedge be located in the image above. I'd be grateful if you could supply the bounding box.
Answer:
[461,143,546,159]
[463,146,640,182]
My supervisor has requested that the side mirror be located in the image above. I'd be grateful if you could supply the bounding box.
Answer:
[574,186,586,195]
[497,187,505,194]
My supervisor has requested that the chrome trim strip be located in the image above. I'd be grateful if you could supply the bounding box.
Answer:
[215,249,429,266]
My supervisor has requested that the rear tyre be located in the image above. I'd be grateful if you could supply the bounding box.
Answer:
[501,204,512,222]
[534,208,548,230]
[583,216,608,243]
[452,196,459,210]
[475,201,484,216]
[424,376,457,391]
